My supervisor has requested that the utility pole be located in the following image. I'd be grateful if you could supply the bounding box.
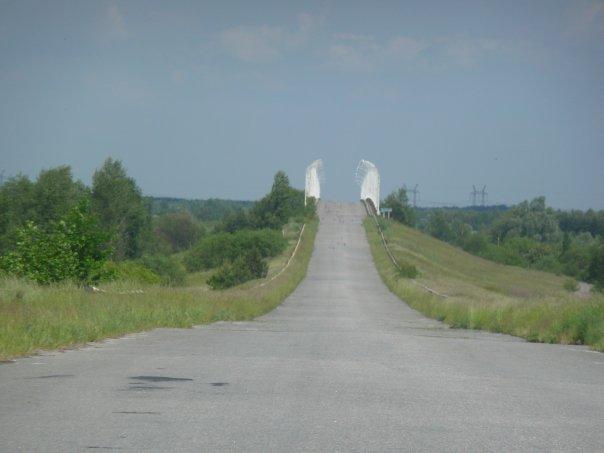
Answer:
[0,169,4,185]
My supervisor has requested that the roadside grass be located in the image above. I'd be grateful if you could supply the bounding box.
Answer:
[364,218,604,351]
[0,219,318,361]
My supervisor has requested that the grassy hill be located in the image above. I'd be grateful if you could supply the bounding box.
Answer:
[364,217,604,351]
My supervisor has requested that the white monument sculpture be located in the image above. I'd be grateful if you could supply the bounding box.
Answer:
[355,159,380,212]
[304,159,324,205]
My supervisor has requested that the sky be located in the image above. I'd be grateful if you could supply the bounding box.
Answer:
[1,0,603,209]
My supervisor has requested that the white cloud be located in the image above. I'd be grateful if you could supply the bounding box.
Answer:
[386,37,429,61]
[219,26,284,62]
[214,14,512,70]
[327,34,380,70]
[216,13,324,62]
[106,4,127,39]
[439,37,504,66]
[326,33,506,70]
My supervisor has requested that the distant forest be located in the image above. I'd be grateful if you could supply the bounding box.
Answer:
[147,197,254,221]
[381,188,604,289]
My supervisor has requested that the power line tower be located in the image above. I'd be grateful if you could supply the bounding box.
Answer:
[470,185,480,206]
[480,185,488,206]
[403,184,420,207]
[409,184,419,207]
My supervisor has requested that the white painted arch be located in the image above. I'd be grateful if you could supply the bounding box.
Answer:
[304,159,324,205]
[355,159,380,212]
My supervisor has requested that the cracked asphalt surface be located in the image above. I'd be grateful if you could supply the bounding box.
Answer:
[1,202,603,451]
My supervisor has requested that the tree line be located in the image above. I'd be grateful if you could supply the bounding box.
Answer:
[382,188,604,290]
[0,159,315,288]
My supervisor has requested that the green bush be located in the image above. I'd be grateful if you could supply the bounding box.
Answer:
[139,254,186,286]
[184,229,286,272]
[154,211,203,252]
[208,249,269,289]
[563,278,579,292]
[0,200,110,284]
[397,261,419,279]
[588,242,604,291]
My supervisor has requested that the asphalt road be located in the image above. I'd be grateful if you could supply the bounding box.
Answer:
[1,202,603,452]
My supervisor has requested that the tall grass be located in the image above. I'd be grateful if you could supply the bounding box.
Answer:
[364,218,604,351]
[0,219,318,360]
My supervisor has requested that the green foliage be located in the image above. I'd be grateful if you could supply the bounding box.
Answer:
[91,158,151,260]
[139,254,186,286]
[417,198,604,282]
[396,261,418,279]
[382,188,415,226]
[148,197,253,221]
[427,210,454,241]
[0,200,109,284]
[557,209,604,237]
[32,166,87,226]
[491,197,562,243]
[97,260,161,285]
[588,241,604,291]
[0,175,35,253]
[563,278,579,292]
[207,249,269,289]
[62,199,112,281]
[218,209,254,233]
[0,221,78,284]
[184,229,286,272]
[461,232,489,254]
[154,211,203,252]
[249,171,308,229]
[485,236,556,268]
[559,232,597,279]
[0,168,86,254]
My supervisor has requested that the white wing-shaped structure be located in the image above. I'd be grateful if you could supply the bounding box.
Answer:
[355,159,380,213]
[304,159,324,205]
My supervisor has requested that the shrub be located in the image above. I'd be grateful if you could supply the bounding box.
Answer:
[0,221,78,284]
[588,242,604,291]
[397,261,419,279]
[184,229,286,272]
[139,254,186,286]
[382,188,415,226]
[563,278,579,292]
[249,171,307,229]
[207,249,269,289]
[154,211,203,252]
[0,200,110,284]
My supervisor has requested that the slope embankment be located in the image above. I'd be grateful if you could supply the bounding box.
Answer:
[364,213,604,350]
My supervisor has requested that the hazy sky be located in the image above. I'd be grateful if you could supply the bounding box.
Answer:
[1,0,603,208]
